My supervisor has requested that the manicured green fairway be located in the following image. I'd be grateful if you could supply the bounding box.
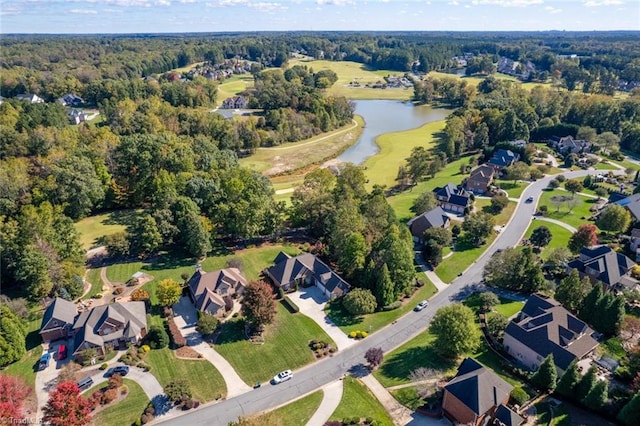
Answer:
[363,119,446,189]
[74,210,138,251]
[91,379,150,426]
[146,347,227,402]
[329,377,394,426]
[214,303,335,384]
[216,74,254,105]
[325,277,437,335]
[524,220,573,259]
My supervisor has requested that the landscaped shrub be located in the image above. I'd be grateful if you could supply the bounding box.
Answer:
[282,296,300,313]
[348,330,368,339]
[510,387,529,406]
[88,390,102,410]
[102,388,118,404]
[141,345,150,353]
[382,301,402,311]
[167,317,186,348]
[99,363,108,370]
[108,374,123,389]
[145,325,169,349]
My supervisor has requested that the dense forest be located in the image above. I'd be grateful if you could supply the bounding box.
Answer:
[1,31,639,306]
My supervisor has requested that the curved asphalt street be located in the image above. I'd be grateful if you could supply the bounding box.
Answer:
[159,169,611,426]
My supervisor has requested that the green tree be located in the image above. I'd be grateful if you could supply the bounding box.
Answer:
[594,187,608,200]
[144,325,169,349]
[483,247,545,293]
[374,263,396,308]
[530,226,552,247]
[242,280,276,331]
[583,380,607,411]
[556,361,580,398]
[156,278,181,307]
[411,191,438,214]
[504,161,530,183]
[51,155,105,220]
[564,180,583,198]
[531,354,557,391]
[429,304,481,359]
[0,305,27,367]
[196,314,219,336]
[423,239,443,266]
[486,313,508,338]
[173,197,211,258]
[546,247,572,275]
[555,269,591,313]
[462,212,495,247]
[618,390,640,426]
[15,245,54,299]
[422,227,452,247]
[576,366,597,402]
[164,379,192,404]
[579,283,603,325]
[129,214,163,256]
[104,232,130,258]
[336,232,367,278]
[490,194,509,214]
[597,204,631,234]
[342,288,377,316]
[290,168,335,237]
[568,224,598,253]
[478,292,499,312]
[406,146,431,184]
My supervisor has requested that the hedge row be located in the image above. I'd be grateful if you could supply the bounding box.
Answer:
[282,296,300,313]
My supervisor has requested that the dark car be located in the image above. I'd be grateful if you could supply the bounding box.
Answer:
[525,196,534,203]
[57,344,67,360]
[105,365,129,377]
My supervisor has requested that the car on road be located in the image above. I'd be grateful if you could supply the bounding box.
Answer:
[39,352,51,370]
[105,365,130,377]
[57,344,67,360]
[414,300,429,311]
[272,370,293,384]
[525,196,534,203]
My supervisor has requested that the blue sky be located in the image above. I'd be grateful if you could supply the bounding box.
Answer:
[1,0,638,34]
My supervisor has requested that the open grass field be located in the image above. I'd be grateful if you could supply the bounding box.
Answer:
[325,277,437,335]
[538,189,598,229]
[256,390,323,426]
[289,58,411,101]
[83,268,105,300]
[216,74,254,105]
[363,119,446,189]
[524,220,573,259]
[387,157,470,222]
[214,303,334,384]
[329,376,394,426]
[146,347,227,402]
[427,71,551,92]
[239,116,363,176]
[74,210,138,251]
[91,379,150,426]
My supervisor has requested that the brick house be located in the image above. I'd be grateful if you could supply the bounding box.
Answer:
[464,164,495,194]
[187,266,248,317]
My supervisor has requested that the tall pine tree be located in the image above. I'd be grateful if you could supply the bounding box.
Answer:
[583,380,608,412]
[556,361,580,399]
[374,263,395,308]
[531,354,557,391]
[579,283,603,325]
[576,366,598,402]
[618,391,640,426]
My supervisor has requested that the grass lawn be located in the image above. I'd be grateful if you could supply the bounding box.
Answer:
[216,74,254,105]
[325,278,437,335]
[387,157,470,222]
[146,347,226,402]
[214,303,335,385]
[1,318,43,389]
[74,210,138,251]
[536,401,571,426]
[493,299,525,318]
[362,119,446,189]
[601,336,626,361]
[329,376,394,426]
[390,386,423,410]
[238,116,363,176]
[538,189,598,229]
[259,390,323,426]
[83,268,104,300]
[496,180,528,199]
[524,221,572,259]
[91,379,150,426]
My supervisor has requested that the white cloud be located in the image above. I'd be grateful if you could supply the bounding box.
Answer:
[471,0,544,6]
[316,0,355,5]
[448,1,459,6]
[157,0,171,6]
[584,0,623,6]
[249,2,287,12]
[545,5,562,13]
[70,8,98,14]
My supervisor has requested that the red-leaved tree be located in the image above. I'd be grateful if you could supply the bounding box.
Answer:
[242,280,276,332]
[568,224,598,253]
[0,374,32,422]
[43,382,92,426]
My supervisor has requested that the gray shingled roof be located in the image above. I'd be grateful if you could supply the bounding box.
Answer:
[433,183,471,208]
[488,149,519,168]
[188,268,248,313]
[567,245,635,287]
[493,404,524,426]
[445,358,513,416]
[616,193,640,221]
[266,252,350,296]
[407,206,450,238]
[505,294,598,371]
[40,297,77,331]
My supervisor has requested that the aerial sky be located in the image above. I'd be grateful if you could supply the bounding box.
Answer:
[1,0,638,34]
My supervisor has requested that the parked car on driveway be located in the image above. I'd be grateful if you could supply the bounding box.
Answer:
[271,370,293,384]
[57,344,67,360]
[105,365,129,377]
[39,352,51,370]
[414,300,429,311]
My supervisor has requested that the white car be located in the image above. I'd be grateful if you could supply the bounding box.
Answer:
[414,300,429,312]
[272,370,293,384]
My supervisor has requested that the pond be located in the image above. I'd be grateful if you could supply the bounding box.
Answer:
[338,100,450,165]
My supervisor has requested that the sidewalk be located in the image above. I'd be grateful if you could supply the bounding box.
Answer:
[414,250,447,292]
[306,380,344,426]
[172,297,252,397]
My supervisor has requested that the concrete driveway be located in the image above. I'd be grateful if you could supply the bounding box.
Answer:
[172,297,252,397]
[287,286,354,351]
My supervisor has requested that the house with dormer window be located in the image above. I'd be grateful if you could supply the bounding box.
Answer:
[187,266,247,317]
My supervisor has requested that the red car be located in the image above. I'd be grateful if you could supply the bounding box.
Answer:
[57,344,67,360]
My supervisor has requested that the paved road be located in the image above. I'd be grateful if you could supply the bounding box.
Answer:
[158,169,611,426]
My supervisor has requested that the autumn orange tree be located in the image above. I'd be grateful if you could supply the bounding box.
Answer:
[43,382,91,426]
[0,374,32,422]
[241,280,276,332]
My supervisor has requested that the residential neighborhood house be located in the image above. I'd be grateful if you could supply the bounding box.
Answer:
[503,294,599,374]
[615,192,640,223]
[433,183,472,214]
[16,93,45,103]
[407,206,451,243]
[40,297,148,357]
[464,164,495,194]
[629,228,640,262]
[487,149,520,172]
[187,266,248,317]
[549,135,591,155]
[567,245,637,290]
[58,93,84,106]
[442,358,521,426]
[265,252,350,300]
